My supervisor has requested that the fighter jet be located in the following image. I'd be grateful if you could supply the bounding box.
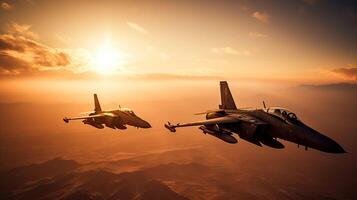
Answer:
[63,94,151,129]
[165,81,346,153]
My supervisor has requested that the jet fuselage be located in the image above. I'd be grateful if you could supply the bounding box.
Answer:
[88,109,151,129]
[206,109,345,153]
[64,94,151,130]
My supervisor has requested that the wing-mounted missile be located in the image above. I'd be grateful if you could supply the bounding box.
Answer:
[82,119,104,129]
[260,137,285,149]
[115,124,127,129]
[113,118,127,129]
[164,122,176,132]
[238,135,262,147]
[199,126,237,144]
[105,123,116,129]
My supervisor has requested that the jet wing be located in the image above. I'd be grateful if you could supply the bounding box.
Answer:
[165,114,266,132]
[63,113,116,123]
[170,116,239,127]
[229,113,267,125]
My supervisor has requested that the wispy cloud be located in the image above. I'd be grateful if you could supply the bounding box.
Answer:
[0,23,71,75]
[211,47,251,56]
[127,22,148,34]
[249,32,268,38]
[252,11,270,24]
[7,22,39,40]
[299,83,357,91]
[1,2,14,10]
[331,67,357,81]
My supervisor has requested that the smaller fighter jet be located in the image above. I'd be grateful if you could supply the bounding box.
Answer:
[165,81,346,153]
[63,94,151,129]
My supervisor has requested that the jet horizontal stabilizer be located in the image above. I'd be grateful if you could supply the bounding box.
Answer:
[164,122,176,132]
[63,117,69,123]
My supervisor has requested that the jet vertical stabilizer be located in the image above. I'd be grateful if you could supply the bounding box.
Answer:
[219,81,237,110]
[94,94,102,112]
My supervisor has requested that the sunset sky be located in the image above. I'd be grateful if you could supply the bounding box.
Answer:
[0,0,356,83]
[1,2,357,199]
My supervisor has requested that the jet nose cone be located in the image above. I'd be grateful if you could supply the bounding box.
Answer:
[142,121,151,128]
[303,126,346,153]
[318,133,347,153]
[327,139,346,153]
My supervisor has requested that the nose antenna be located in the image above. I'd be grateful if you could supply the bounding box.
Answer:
[263,101,266,109]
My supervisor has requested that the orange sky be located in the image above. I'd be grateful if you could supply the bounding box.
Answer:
[0,0,356,83]
[1,3,356,198]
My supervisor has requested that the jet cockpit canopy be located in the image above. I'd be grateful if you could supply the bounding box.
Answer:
[121,107,136,116]
[267,107,300,122]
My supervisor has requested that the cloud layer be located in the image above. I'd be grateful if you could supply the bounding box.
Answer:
[332,67,357,81]
[211,47,251,56]
[0,23,71,75]
[127,22,148,34]
[252,11,270,23]
[1,2,14,10]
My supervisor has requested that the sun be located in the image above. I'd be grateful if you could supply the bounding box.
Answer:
[91,40,123,75]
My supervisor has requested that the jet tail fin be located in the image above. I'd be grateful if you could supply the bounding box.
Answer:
[219,81,237,110]
[94,94,102,112]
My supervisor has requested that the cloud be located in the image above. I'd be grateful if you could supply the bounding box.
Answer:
[0,23,71,75]
[299,83,357,90]
[331,67,357,81]
[249,32,268,38]
[6,22,39,40]
[1,2,14,10]
[0,52,31,75]
[252,11,270,23]
[211,47,251,56]
[127,22,148,34]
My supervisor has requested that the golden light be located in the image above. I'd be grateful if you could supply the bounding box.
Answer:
[91,40,123,75]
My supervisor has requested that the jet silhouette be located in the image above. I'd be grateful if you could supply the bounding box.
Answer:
[165,81,346,153]
[64,94,151,129]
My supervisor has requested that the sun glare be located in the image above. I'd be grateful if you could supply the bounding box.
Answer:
[91,40,123,75]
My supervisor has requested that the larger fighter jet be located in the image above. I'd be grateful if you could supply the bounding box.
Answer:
[165,81,346,153]
[64,94,151,129]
